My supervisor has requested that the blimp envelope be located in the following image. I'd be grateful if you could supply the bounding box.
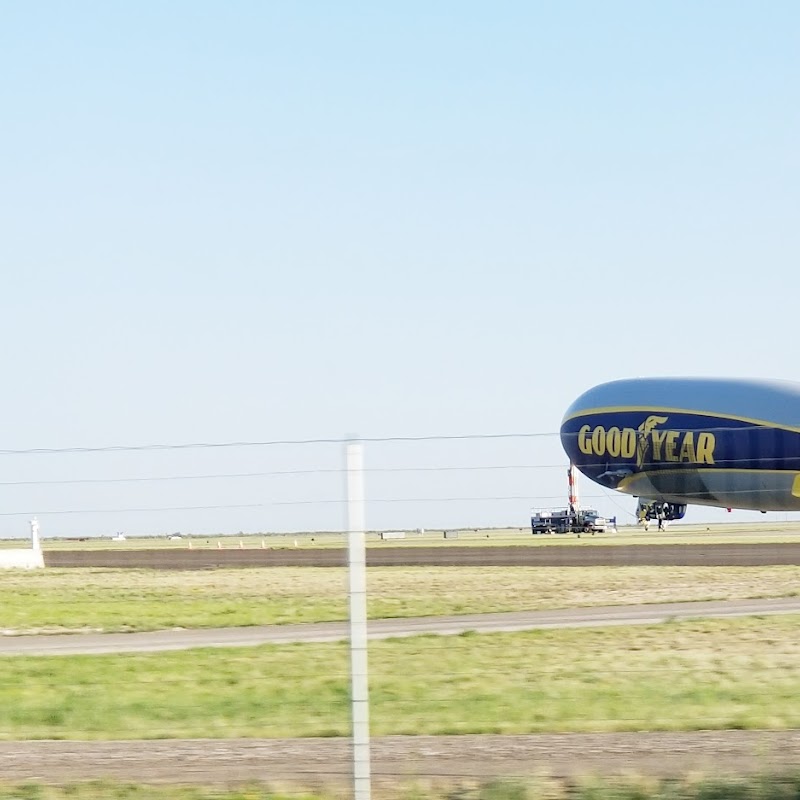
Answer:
[560,377,800,512]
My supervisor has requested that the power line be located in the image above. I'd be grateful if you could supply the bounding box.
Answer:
[3,421,797,456]
[1,479,795,518]
[0,494,607,518]
[8,452,800,488]
[4,454,800,490]
[0,432,556,456]
[0,464,566,487]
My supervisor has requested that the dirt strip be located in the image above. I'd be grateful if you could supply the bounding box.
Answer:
[44,542,800,569]
[1,732,797,788]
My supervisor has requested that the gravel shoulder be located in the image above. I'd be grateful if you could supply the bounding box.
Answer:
[2,732,798,789]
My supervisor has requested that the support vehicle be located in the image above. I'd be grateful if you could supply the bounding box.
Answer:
[530,507,612,534]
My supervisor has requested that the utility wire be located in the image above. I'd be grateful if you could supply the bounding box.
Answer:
[3,452,800,489]
[0,464,566,487]
[2,481,793,518]
[0,494,611,517]
[5,482,797,518]
[6,451,800,488]
[2,421,797,456]
[0,432,556,456]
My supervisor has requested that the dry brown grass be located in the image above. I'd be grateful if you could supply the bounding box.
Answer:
[0,565,797,633]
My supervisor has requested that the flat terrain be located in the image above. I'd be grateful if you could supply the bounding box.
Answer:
[1,524,798,788]
[2,564,799,634]
[2,597,799,655]
[1,731,798,787]
[0,616,797,739]
[16,522,800,551]
[41,541,800,568]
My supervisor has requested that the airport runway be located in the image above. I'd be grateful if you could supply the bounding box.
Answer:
[2,597,799,656]
[43,541,800,568]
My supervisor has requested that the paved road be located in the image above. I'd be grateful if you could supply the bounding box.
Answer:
[44,542,800,568]
[1,731,798,787]
[3,597,799,656]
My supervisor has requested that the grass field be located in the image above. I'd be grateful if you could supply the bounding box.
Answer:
[0,565,798,633]
[3,776,800,800]
[2,533,798,751]
[1,776,800,800]
[1,616,798,740]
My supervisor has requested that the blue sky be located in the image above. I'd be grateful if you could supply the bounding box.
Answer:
[1,2,798,535]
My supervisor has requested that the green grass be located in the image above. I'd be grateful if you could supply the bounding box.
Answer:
[0,566,798,633]
[565,774,800,800]
[0,786,323,800]
[0,616,798,739]
[1,776,800,800]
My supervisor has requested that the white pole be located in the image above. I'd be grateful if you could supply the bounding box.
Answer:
[346,440,371,800]
[30,517,41,552]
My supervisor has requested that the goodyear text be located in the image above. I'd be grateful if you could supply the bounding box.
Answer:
[577,416,715,466]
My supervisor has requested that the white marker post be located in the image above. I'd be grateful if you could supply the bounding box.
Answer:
[30,517,41,551]
[346,440,371,800]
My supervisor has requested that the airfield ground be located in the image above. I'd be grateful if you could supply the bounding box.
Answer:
[4,521,800,551]
[1,731,799,788]
[13,521,800,568]
[0,522,798,791]
[40,540,800,568]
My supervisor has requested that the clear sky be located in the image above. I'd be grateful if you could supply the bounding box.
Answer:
[1,1,798,536]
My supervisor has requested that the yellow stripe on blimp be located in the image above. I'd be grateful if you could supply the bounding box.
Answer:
[563,405,800,434]
[618,468,800,494]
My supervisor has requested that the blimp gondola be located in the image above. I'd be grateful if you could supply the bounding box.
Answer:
[561,377,800,520]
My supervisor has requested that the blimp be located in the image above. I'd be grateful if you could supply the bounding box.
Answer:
[561,377,800,522]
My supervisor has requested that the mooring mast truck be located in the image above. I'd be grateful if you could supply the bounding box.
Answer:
[530,507,614,534]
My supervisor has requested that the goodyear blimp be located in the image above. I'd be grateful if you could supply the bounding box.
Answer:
[561,377,800,521]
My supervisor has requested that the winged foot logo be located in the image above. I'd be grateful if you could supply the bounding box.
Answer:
[576,415,716,467]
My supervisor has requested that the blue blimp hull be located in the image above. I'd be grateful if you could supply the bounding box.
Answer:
[561,378,800,512]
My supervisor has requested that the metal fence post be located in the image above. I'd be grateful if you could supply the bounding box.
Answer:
[346,440,371,800]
